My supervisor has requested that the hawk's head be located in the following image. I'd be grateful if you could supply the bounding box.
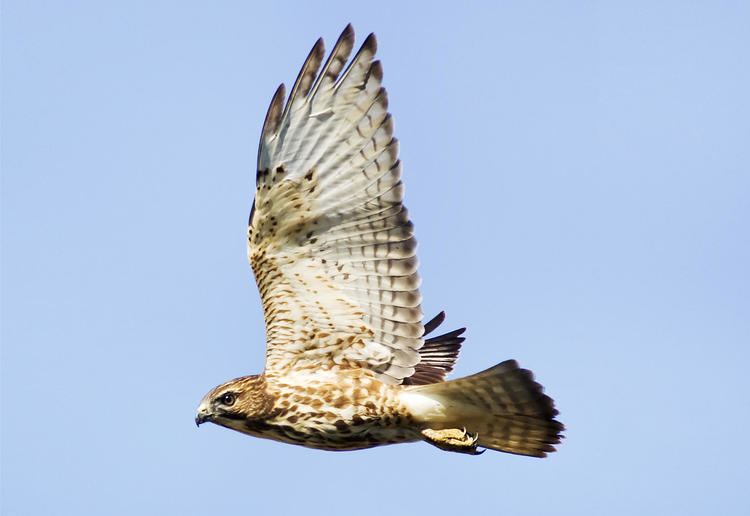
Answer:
[195,375,271,431]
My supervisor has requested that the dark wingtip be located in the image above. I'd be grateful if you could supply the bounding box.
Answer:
[422,311,446,336]
[259,83,285,147]
[369,60,384,82]
[273,82,286,98]
[362,32,377,55]
[311,37,325,59]
[337,24,356,55]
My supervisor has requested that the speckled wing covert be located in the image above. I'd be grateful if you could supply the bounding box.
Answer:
[248,25,423,383]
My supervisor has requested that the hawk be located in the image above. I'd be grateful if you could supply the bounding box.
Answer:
[195,25,564,457]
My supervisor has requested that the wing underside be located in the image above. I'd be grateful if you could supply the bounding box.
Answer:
[249,26,433,383]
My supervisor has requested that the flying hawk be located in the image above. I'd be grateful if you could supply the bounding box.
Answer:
[195,25,564,457]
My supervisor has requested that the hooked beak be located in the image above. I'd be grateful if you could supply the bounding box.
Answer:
[195,409,213,427]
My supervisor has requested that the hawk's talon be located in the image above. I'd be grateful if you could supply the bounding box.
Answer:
[421,427,484,455]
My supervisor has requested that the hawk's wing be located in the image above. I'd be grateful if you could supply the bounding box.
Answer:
[249,26,423,384]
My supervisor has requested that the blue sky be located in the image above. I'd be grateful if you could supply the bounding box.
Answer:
[2,1,749,515]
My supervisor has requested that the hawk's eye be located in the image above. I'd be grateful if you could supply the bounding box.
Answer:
[219,393,236,406]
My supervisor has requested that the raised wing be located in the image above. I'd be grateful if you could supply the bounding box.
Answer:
[249,26,424,383]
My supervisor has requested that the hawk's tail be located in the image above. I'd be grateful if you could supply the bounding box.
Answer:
[405,360,564,457]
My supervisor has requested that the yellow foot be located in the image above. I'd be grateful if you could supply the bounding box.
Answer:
[421,428,485,455]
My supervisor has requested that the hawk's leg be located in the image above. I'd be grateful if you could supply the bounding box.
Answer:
[421,428,485,455]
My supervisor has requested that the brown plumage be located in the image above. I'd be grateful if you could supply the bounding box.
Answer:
[195,25,564,457]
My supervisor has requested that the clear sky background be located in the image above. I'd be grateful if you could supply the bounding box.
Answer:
[2,2,749,515]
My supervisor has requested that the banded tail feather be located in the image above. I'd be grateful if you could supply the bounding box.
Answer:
[404,360,564,457]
